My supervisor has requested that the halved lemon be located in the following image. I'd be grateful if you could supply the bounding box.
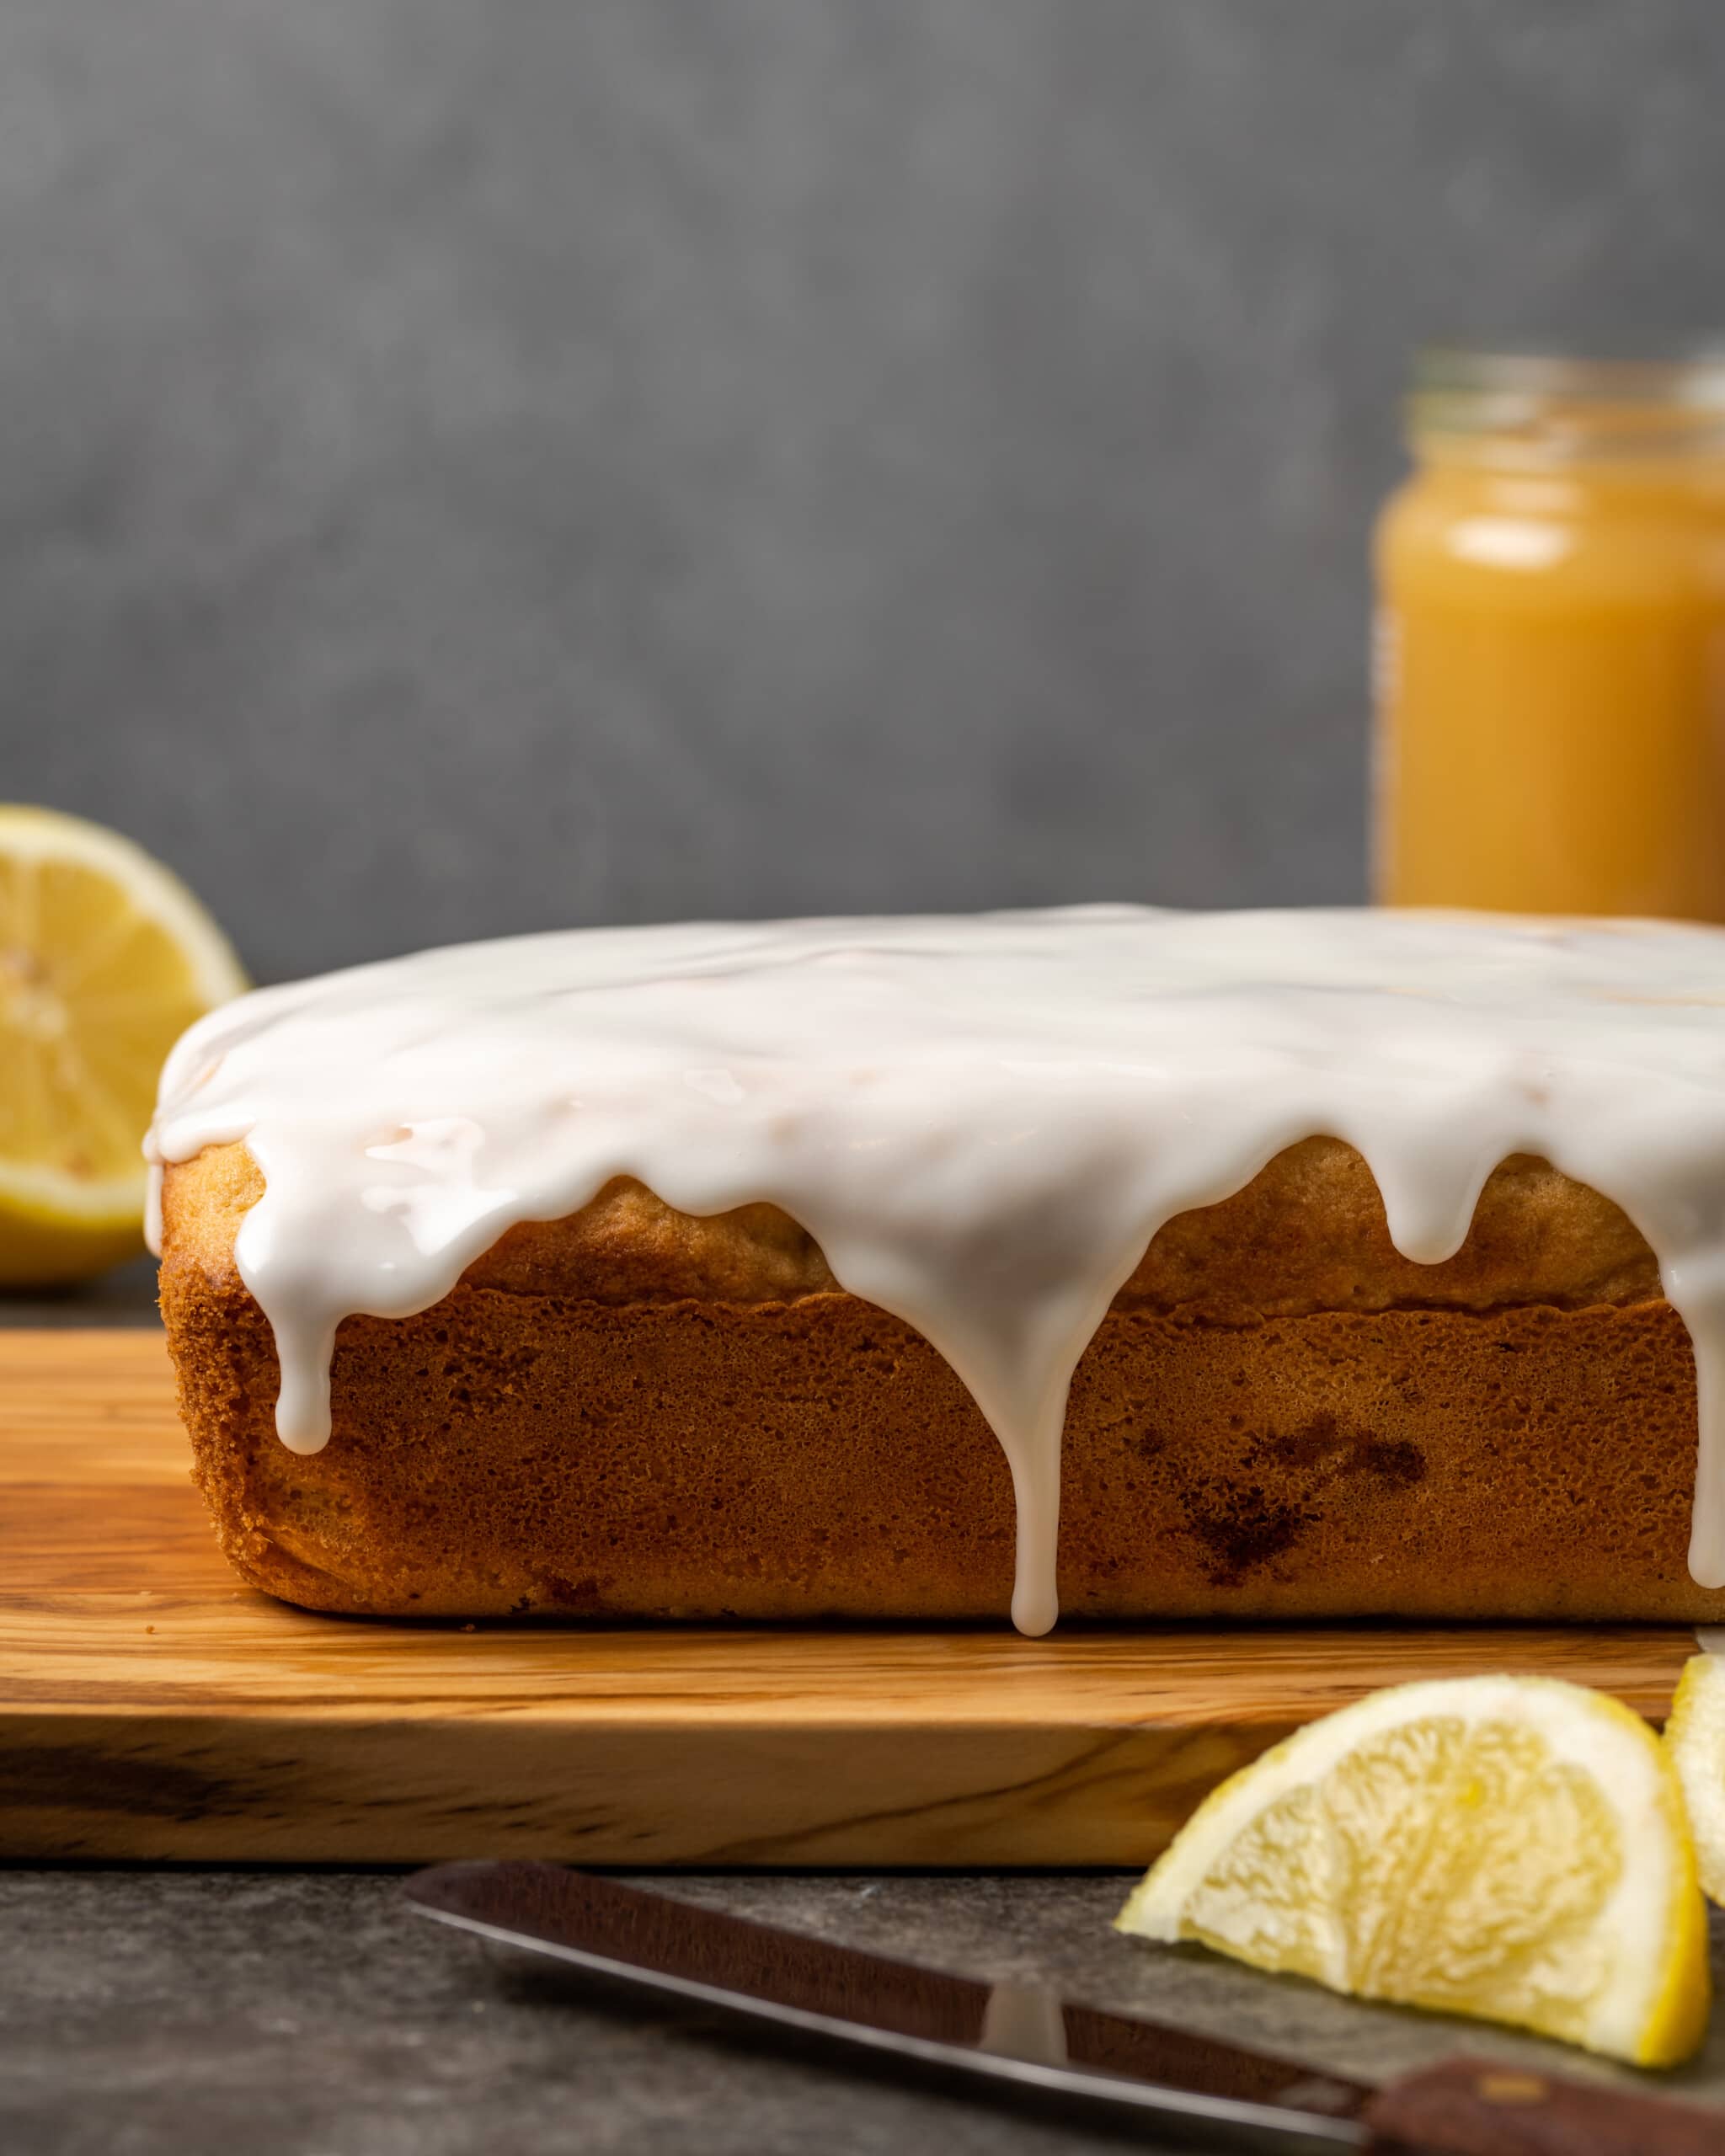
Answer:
[0,805,245,1284]
[1116,1674,1709,2068]
[1665,1653,1725,1908]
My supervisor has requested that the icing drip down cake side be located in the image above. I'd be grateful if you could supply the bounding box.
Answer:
[147,907,1725,1633]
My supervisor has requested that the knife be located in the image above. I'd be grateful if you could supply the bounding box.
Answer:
[404,1861,1717,2153]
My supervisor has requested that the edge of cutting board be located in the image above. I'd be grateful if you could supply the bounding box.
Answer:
[0,1330,1701,1864]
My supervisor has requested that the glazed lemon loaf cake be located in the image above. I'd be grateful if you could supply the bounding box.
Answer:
[148,907,1725,1633]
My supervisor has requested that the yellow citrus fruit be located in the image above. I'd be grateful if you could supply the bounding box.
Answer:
[0,804,245,1284]
[1116,1674,1709,2068]
[1665,1652,1725,1908]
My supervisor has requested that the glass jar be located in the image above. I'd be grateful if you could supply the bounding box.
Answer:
[1373,349,1725,920]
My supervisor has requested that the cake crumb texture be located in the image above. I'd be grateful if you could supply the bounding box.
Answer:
[158,1136,1718,1621]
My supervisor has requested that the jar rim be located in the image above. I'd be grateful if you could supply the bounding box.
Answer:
[1410,344,1725,462]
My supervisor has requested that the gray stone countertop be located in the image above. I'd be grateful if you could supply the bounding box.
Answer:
[6,1278,1725,2153]
[3,1870,1723,2156]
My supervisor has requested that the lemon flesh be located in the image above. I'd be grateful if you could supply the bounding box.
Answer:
[1117,1674,1709,2068]
[1666,1653,1725,1910]
[0,805,246,1284]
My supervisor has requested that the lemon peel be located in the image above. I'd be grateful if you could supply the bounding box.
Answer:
[1117,1674,1708,2068]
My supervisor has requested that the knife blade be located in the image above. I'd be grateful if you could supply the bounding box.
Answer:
[403,1861,1718,2155]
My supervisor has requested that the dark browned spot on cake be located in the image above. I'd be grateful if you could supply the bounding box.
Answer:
[1365,1438,1423,1487]
[1176,1414,1425,1584]
[1183,1484,1312,1582]
[1256,1412,1426,1491]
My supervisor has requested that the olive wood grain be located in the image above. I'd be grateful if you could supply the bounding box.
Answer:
[0,1330,1701,1864]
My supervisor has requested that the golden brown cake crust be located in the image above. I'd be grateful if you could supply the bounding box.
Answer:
[158,1139,1721,1622]
[164,1135,1661,1315]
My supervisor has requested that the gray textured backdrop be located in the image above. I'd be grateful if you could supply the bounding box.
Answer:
[3,0,1722,983]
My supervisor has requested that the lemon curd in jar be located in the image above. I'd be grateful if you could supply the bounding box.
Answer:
[1375,351,1725,920]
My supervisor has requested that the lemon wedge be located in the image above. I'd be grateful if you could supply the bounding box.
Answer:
[1115,1674,1709,2068]
[1665,1652,1725,1909]
[0,804,245,1284]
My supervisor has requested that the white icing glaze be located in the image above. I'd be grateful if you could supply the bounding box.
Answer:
[145,905,1725,1635]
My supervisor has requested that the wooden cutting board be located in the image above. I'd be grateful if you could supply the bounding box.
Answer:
[0,1327,1702,1865]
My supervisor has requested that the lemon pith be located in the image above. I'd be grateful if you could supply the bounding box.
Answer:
[1116,1674,1709,2068]
[0,805,246,1283]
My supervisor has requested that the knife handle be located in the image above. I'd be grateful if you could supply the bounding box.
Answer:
[1362,2056,1720,2155]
